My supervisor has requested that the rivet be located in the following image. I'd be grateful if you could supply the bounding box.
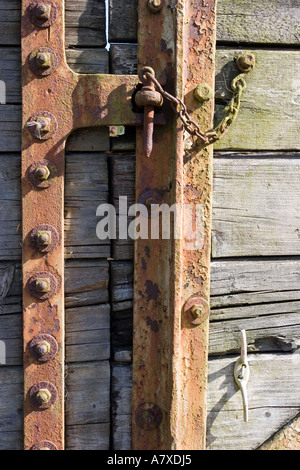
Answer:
[148,0,163,13]
[194,83,213,103]
[236,52,256,73]
[135,403,162,430]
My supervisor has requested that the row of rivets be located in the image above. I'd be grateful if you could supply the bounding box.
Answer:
[26,2,60,451]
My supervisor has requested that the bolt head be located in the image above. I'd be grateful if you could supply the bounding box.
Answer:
[37,231,52,246]
[194,83,213,103]
[35,278,51,293]
[148,0,163,13]
[35,388,51,405]
[190,304,203,319]
[35,340,51,358]
[36,52,51,69]
[35,166,50,181]
[35,4,51,20]
[236,52,256,73]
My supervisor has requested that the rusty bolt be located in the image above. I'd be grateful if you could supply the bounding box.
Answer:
[36,52,51,69]
[31,441,58,451]
[35,166,50,181]
[148,0,163,13]
[35,4,51,20]
[236,52,256,73]
[194,83,213,103]
[37,231,52,246]
[190,304,203,319]
[29,334,58,362]
[136,403,162,430]
[35,388,52,405]
[35,340,51,358]
[35,278,51,293]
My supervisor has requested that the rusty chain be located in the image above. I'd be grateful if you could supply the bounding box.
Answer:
[140,53,255,146]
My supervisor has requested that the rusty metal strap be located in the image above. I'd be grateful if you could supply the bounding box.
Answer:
[21,0,140,450]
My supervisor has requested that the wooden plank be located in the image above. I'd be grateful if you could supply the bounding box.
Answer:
[212,157,300,257]
[0,0,106,46]
[112,363,132,450]
[109,0,300,45]
[65,152,110,259]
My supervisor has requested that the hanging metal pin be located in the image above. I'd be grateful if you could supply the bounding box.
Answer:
[135,67,163,158]
[234,329,250,422]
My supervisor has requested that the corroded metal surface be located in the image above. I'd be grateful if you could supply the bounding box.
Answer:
[132,0,217,449]
[22,0,140,450]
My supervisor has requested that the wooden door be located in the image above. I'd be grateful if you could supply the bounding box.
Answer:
[0,0,299,450]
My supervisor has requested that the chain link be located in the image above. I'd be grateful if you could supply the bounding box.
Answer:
[142,67,250,146]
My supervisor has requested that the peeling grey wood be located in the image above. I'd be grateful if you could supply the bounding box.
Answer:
[109,0,300,45]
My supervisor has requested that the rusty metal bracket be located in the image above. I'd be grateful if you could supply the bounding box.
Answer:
[21,0,146,450]
[132,0,218,450]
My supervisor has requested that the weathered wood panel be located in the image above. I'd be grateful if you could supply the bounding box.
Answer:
[212,157,300,257]
[111,354,300,450]
[66,361,110,450]
[112,363,132,450]
[109,0,300,45]
[0,0,106,46]
[109,154,300,259]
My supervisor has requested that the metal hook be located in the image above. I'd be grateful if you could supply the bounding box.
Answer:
[234,330,250,422]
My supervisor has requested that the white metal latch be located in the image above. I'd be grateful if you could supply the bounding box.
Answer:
[234,330,250,422]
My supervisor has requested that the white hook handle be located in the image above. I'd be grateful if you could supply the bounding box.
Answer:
[234,329,250,422]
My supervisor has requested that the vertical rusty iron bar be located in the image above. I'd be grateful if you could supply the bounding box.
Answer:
[132,0,217,449]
